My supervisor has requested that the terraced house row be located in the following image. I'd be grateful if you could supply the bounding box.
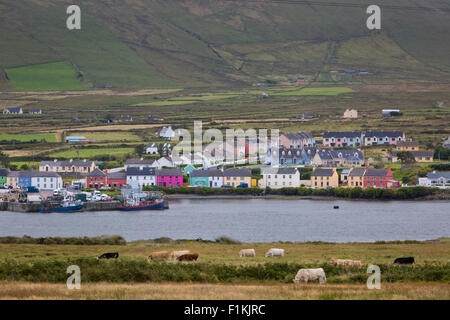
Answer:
[189,169,252,188]
[322,131,405,147]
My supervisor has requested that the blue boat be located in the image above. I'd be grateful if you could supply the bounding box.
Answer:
[117,201,164,211]
[38,200,83,213]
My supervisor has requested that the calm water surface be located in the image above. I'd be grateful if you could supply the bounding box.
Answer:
[0,199,449,242]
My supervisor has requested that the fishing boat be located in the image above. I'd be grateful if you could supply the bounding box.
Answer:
[117,188,165,211]
[38,200,83,213]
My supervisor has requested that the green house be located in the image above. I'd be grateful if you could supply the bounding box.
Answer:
[0,167,8,185]
[183,164,196,176]
[189,170,209,187]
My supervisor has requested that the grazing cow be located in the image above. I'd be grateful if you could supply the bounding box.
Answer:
[393,257,415,264]
[98,252,119,259]
[177,253,199,262]
[169,250,190,261]
[330,259,363,267]
[293,268,326,284]
[265,248,285,257]
[239,249,256,258]
[148,251,169,261]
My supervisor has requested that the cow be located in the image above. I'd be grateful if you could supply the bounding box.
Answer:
[98,252,119,259]
[169,250,190,261]
[330,259,363,267]
[239,249,256,258]
[393,257,415,264]
[148,251,169,261]
[176,253,199,262]
[293,268,326,284]
[265,248,285,257]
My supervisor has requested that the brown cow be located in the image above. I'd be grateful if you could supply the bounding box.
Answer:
[176,253,199,262]
[148,251,169,261]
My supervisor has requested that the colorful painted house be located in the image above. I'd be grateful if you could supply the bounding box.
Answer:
[363,168,398,188]
[223,169,252,188]
[189,169,223,188]
[156,169,183,187]
[323,132,363,148]
[348,168,365,187]
[390,150,433,163]
[6,171,20,188]
[279,132,315,149]
[364,131,405,146]
[86,168,107,189]
[0,167,7,185]
[396,141,419,151]
[310,168,339,189]
[107,171,127,189]
[183,165,196,176]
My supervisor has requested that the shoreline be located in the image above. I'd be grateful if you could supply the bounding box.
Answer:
[166,193,450,201]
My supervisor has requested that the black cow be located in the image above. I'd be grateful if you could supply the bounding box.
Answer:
[98,252,119,259]
[393,257,414,264]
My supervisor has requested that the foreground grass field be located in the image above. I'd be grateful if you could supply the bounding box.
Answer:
[1,282,448,300]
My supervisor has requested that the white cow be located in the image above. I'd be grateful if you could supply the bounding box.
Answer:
[331,259,363,267]
[169,250,190,261]
[265,248,285,257]
[239,249,256,257]
[293,268,326,284]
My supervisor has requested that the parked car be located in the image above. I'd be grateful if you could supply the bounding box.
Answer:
[100,186,111,191]
[27,186,40,193]
[100,194,112,201]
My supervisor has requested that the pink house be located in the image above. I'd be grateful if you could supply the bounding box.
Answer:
[156,169,183,187]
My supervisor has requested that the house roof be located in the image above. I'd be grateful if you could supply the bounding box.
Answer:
[365,131,403,138]
[0,168,8,176]
[323,131,362,139]
[426,172,450,179]
[349,168,366,177]
[316,149,364,161]
[397,141,419,148]
[126,167,156,176]
[311,168,335,177]
[190,169,223,177]
[262,168,297,175]
[86,168,106,177]
[223,169,252,177]
[107,172,126,179]
[40,160,94,167]
[279,147,302,159]
[282,131,314,141]
[125,159,156,165]
[364,169,389,177]
[391,150,433,157]
[157,169,182,176]
[7,171,60,178]
[4,107,22,112]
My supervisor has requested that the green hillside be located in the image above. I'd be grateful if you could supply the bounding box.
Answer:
[0,0,449,90]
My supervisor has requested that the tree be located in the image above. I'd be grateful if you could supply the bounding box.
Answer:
[397,151,416,164]
[134,144,145,155]
[0,151,10,168]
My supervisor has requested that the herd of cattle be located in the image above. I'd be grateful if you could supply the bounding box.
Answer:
[97,250,415,284]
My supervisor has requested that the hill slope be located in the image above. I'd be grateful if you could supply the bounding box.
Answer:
[0,0,449,89]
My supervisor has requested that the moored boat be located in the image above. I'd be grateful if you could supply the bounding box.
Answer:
[117,201,164,211]
[38,200,84,213]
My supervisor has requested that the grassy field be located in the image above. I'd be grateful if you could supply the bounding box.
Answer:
[1,282,448,300]
[48,147,134,158]
[270,87,353,96]
[68,131,141,142]
[5,62,86,91]
[0,133,56,142]
[0,240,448,299]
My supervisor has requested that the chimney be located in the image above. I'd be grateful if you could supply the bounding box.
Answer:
[69,159,73,163]
[53,159,58,163]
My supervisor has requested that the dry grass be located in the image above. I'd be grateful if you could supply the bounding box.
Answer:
[0,281,448,300]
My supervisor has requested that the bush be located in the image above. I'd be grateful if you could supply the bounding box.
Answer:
[0,235,126,245]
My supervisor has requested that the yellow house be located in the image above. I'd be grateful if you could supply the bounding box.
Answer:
[311,168,339,189]
[390,150,433,163]
[348,168,365,187]
[223,169,252,188]
[39,159,97,174]
[396,141,419,151]
[6,171,20,188]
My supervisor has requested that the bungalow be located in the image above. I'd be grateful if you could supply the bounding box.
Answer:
[66,136,87,143]
[363,168,398,188]
[279,132,315,149]
[310,168,339,189]
[260,168,300,189]
[3,107,23,114]
[125,159,157,170]
[223,169,252,188]
[390,150,433,163]
[0,167,7,185]
[347,168,365,187]
[126,167,156,189]
[382,109,401,117]
[29,109,42,114]
[156,169,183,187]
[107,171,127,189]
[396,141,419,151]
[323,131,363,148]
[190,169,223,188]
[86,168,107,189]
[39,159,97,175]
[313,149,364,167]
[343,109,358,119]
[418,171,450,187]
[364,131,405,146]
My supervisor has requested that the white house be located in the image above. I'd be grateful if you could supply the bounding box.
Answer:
[419,171,450,188]
[124,159,158,170]
[30,172,63,190]
[126,167,156,189]
[343,109,358,119]
[3,107,23,114]
[145,143,171,155]
[157,126,175,139]
[259,168,300,189]
[156,157,174,168]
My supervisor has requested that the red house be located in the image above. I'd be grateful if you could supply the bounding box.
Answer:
[107,171,127,189]
[86,168,107,189]
[363,168,399,188]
